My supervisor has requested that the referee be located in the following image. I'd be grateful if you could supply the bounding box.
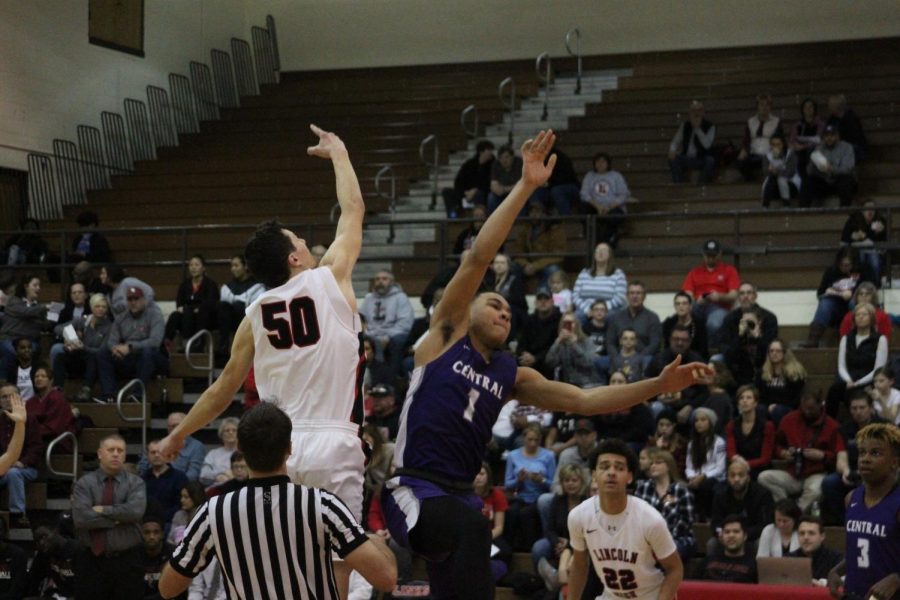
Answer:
[158,403,396,599]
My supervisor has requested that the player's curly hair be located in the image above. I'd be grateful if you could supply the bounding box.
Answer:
[245,220,294,289]
[594,438,638,475]
[856,423,900,458]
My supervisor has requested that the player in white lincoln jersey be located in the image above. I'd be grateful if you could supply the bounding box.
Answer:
[158,124,365,598]
[568,439,683,600]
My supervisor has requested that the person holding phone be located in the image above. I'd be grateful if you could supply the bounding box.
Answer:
[545,313,603,387]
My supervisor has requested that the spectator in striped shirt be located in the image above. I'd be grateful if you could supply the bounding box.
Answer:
[160,403,396,600]
[572,242,627,324]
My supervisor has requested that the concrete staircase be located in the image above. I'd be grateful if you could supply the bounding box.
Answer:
[351,69,633,295]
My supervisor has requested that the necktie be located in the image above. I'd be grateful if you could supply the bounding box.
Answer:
[90,476,115,556]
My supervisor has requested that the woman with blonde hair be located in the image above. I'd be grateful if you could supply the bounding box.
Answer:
[199,417,240,485]
[532,462,589,592]
[838,281,891,338]
[827,302,888,417]
[757,338,807,425]
[634,447,697,561]
[544,312,602,387]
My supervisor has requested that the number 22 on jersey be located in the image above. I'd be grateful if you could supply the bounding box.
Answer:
[261,297,321,349]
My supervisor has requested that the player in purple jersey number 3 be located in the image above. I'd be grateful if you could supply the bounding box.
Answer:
[381,129,713,600]
[828,423,900,600]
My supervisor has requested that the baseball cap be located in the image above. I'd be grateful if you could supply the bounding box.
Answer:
[535,287,552,299]
[574,418,595,433]
[126,286,144,299]
[703,240,720,255]
[370,384,394,397]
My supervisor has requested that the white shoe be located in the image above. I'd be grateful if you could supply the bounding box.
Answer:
[537,557,559,591]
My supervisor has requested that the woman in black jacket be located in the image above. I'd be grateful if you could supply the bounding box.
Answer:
[164,255,219,350]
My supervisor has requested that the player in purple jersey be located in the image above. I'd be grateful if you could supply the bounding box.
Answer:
[828,423,900,600]
[382,129,713,600]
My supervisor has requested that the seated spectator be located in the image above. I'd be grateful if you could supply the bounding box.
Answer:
[26,525,79,599]
[788,97,825,185]
[50,283,96,387]
[821,390,886,525]
[595,394,655,452]
[165,254,219,351]
[0,518,26,599]
[6,338,36,400]
[3,219,49,266]
[511,201,566,285]
[68,210,111,264]
[582,299,610,380]
[606,281,661,371]
[487,145,524,214]
[826,302,888,418]
[533,142,579,216]
[668,100,716,183]
[441,140,494,218]
[516,287,561,378]
[95,286,167,401]
[205,451,249,498]
[140,515,180,600]
[724,385,775,476]
[216,254,264,354]
[701,515,758,583]
[757,498,801,557]
[681,239,740,347]
[362,336,393,394]
[138,412,204,481]
[361,424,394,501]
[105,263,155,318]
[719,280,777,357]
[648,409,687,474]
[494,399,553,452]
[826,93,867,161]
[685,407,727,519]
[838,281,891,339]
[199,417,239,486]
[758,388,843,512]
[504,423,556,551]
[647,325,708,422]
[532,463,588,590]
[452,206,487,256]
[662,291,708,360]
[26,365,78,447]
[59,293,112,396]
[474,462,512,582]
[633,447,697,562]
[167,481,206,546]
[366,383,401,441]
[359,269,415,377]
[56,281,91,330]
[483,253,528,339]
[553,418,598,481]
[788,515,843,585]
[802,122,858,207]
[0,381,41,529]
[756,339,807,425]
[0,273,47,374]
[548,270,572,313]
[572,242,627,324]
[76,260,111,297]
[142,438,189,527]
[545,313,602,387]
[579,152,630,244]
[722,308,768,386]
[761,133,800,206]
[737,93,783,181]
[710,457,774,555]
[802,246,877,348]
[609,329,645,383]
[868,366,900,425]
[841,201,888,282]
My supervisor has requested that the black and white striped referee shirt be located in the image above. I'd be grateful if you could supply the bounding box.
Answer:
[169,475,367,599]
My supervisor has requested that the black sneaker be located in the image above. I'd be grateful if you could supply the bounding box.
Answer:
[9,513,30,529]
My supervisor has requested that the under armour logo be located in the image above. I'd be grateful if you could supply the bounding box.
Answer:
[607,525,618,534]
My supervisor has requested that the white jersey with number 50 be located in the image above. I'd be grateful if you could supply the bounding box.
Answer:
[246,267,364,424]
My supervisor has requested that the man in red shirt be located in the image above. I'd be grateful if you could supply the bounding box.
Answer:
[681,239,740,350]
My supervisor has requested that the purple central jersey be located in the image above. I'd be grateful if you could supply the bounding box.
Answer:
[393,336,518,483]
[845,483,900,597]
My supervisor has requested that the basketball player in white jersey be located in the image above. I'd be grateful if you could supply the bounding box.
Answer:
[568,439,683,600]
[159,124,365,597]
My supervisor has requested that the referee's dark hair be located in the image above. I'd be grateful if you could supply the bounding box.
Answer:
[237,402,292,472]
[594,438,638,474]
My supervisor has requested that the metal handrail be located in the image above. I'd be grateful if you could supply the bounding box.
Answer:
[185,329,215,388]
[375,165,397,244]
[45,432,78,480]
[536,52,551,121]
[116,379,148,452]
[498,77,516,145]
[418,134,439,211]
[460,104,479,138]
[565,28,582,95]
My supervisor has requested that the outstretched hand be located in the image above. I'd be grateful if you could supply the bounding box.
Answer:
[307,124,347,160]
[3,392,25,423]
[520,129,558,188]
[657,355,715,395]
[157,434,185,463]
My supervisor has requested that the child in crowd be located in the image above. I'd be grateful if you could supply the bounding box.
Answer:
[609,329,644,382]
[548,270,573,313]
[868,366,900,425]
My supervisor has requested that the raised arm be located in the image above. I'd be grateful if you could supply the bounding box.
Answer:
[415,130,558,364]
[514,354,713,415]
[310,125,365,308]
[0,393,26,476]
